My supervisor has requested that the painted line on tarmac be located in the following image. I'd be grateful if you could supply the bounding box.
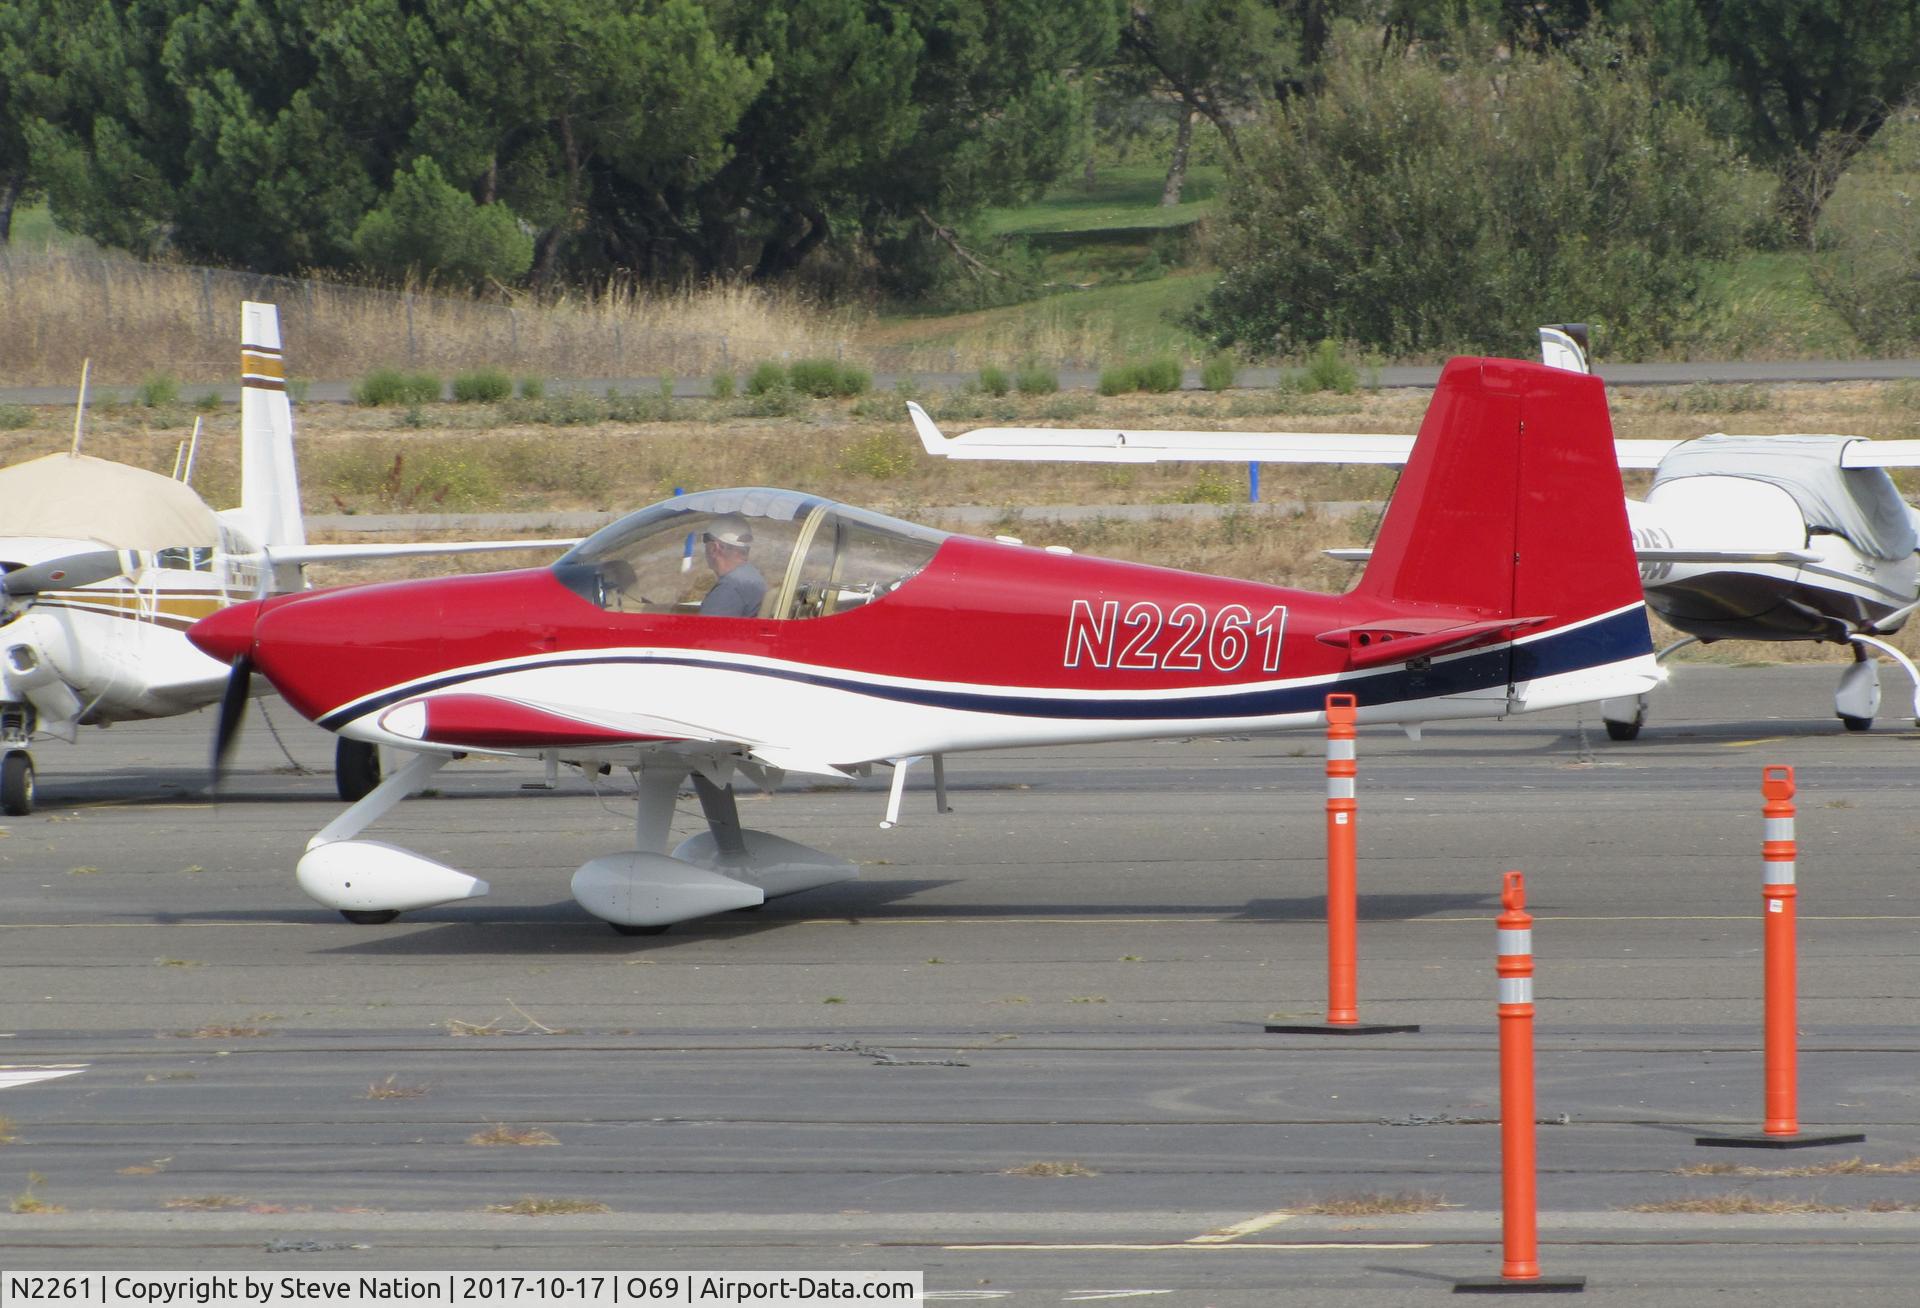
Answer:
[0,1064,86,1090]
[1186,1209,1295,1243]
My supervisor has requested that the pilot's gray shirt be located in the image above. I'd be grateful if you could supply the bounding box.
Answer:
[699,561,767,617]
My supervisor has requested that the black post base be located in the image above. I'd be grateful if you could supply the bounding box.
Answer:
[1694,1130,1866,1149]
[1454,1275,1587,1294]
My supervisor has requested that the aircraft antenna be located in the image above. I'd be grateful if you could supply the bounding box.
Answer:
[70,358,90,456]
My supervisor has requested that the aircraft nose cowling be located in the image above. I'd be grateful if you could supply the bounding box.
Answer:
[188,600,266,664]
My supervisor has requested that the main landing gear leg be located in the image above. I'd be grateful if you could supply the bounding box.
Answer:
[297,752,482,925]
[1842,634,1920,731]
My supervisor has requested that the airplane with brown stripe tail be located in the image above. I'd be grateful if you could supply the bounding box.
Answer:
[0,302,574,815]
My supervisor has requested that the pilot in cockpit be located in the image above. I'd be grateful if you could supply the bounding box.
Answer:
[698,516,767,617]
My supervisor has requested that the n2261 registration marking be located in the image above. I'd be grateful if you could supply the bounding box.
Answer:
[1065,600,1286,672]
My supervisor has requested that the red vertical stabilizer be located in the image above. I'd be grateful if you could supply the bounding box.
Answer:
[1355,357,1640,630]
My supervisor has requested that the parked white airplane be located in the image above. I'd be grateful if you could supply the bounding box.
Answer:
[912,327,1920,739]
[0,302,572,814]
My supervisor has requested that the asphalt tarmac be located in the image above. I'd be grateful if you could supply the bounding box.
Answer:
[2,663,1918,1304]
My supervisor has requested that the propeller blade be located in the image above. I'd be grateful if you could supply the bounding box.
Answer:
[212,656,253,787]
[0,549,135,598]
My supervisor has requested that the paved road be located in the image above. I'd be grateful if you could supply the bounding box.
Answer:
[2,664,1918,1303]
[9,359,1920,407]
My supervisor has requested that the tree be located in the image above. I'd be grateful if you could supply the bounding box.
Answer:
[0,0,79,241]
[1115,1,1289,204]
[1696,1,1920,241]
[20,0,1121,290]
[1190,32,1751,358]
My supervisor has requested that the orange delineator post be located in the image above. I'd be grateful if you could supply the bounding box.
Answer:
[1761,765,1799,1137]
[1495,871,1540,1281]
[1325,692,1360,1026]
[1693,765,1862,1151]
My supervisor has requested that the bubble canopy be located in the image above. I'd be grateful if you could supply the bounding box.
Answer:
[553,487,948,621]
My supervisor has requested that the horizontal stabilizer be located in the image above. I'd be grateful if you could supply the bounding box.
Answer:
[1332,546,1821,566]
[1635,547,1821,565]
[1316,614,1548,668]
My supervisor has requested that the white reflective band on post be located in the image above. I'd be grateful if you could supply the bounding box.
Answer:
[1499,976,1533,1005]
[1763,860,1796,885]
[1327,777,1355,800]
[1497,929,1532,956]
[1327,739,1356,760]
[1764,818,1795,842]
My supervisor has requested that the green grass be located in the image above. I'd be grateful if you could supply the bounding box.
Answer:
[6,201,98,254]
[979,164,1224,237]
[872,271,1217,368]
[1686,251,1860,360]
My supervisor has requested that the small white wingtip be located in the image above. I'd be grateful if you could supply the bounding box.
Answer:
[906,401,952,457]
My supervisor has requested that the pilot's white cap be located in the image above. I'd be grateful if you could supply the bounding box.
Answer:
[705,515,753,547]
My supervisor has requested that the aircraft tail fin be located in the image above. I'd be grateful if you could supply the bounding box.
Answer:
[237,302,307,553]
[1354,358,1653,706]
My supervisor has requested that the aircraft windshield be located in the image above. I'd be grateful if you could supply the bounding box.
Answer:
[555,487,947,619]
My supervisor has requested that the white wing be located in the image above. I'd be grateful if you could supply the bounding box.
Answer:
[909,402,1688,469]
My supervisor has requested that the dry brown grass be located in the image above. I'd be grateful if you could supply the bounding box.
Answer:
[5,374,1917,669]
[1003,1160,1097,1177]
[484,1196,610,1216]
[9,1173,62,1214]
[0,1116,15,1145]
[467,1123,560,1147]
[1295,1191,1452,1216]
[366,1075,430,1101]
[1627,1194,1850,1214]
[1679,1155,1920,1178]
[0,252,860,385]
[163,1194,250,1210]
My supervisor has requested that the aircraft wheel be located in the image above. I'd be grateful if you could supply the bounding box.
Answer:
[1604,716,1643,742]
[1,750,33,816]
[340,908,401,925]
[611,922,669,937]
[336,738,382,802]
[1840,714,1873,733]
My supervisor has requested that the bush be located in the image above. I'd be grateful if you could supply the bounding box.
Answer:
[745,361,789,395]
[356,369,442,406]
[1189,31,1750,358]
[606,380,675,423]
[710,370,736,400]
[137,374,179,407]
[1200,354,1238,392]
[192,392,222,412]
[1136,356,1183,393]
[0,404,32,430]
[1300,340,1358,394]
[1015,365,1058,396]
[788,357,871,398]
[517,376,545,401]
[1811,109,1920,352]
[1099,358,1182,394]
[451,368,513,404]
[977,365,1011,396]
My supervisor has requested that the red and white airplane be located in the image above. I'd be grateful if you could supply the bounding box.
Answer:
[188,355,1657,934]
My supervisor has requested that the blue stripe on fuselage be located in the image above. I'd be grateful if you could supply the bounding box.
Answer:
[318,605,1649,733]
